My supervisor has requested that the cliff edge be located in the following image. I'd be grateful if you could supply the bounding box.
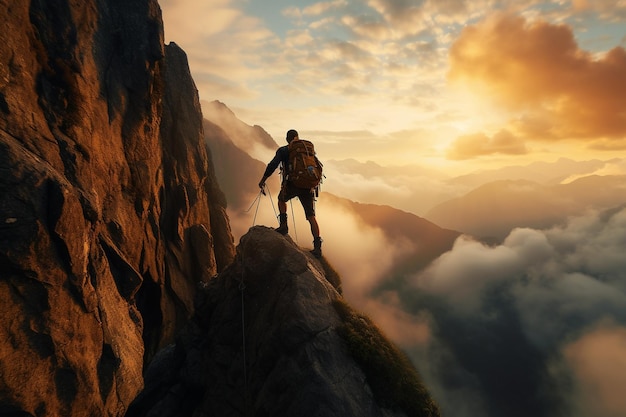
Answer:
[128,226,440,417]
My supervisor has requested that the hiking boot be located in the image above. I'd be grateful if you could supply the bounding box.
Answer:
[310,237,322,258]
[275,213,288,235]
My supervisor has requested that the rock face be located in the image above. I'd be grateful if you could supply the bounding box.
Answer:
[128,226,440,417]
[0,1,233,416]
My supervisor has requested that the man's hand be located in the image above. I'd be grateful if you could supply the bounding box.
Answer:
[258,178,267,195]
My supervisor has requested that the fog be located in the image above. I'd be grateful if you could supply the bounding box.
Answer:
[321,159,467,216]
[400,207,626,417]
[564,325,626,417]
[228,188,413,298]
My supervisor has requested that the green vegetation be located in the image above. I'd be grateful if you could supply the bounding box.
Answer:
[318,256,342,294]
[333,299,440,417]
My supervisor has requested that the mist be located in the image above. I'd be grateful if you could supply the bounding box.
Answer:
[398,206,626,417]
[228,189,413,298]
[322,159,466,216]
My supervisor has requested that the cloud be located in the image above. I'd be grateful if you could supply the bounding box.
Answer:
[160,0,286,101]
[312,158,467,216]
[366,0,489,36]
[341,14,391,40]
[405,206,626,417]
[416,228,554,312]
[447,129,529,160]
[162,1,626,169]
[560,158,626,183]
[318,203,395,293]
[448,13,626,140]
[571,0,626,20]
[366,0,430,35]
[563,324,626,417]
[361,293,432,347]
[303,0,349,17]
[588,138,626,151]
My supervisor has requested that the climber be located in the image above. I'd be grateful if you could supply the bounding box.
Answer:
[258,129,323,258]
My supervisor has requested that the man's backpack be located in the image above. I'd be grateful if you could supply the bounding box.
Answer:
[287,139,323,189]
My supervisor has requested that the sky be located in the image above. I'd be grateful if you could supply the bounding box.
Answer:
[159,0,626,175]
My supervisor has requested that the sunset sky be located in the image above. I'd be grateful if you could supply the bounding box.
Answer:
[159,0,626,174]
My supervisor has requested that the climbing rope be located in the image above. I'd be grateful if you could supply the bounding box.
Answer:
[289,198,298,243]
[245,185,281,228]
[265,185,279,225]
[244,189,263,228]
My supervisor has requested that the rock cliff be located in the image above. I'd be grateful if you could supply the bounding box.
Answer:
[128,226,440,417]
[0,0,233,416]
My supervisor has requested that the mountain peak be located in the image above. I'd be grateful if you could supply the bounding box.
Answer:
[129,226,440,417]
[201,100,279,157]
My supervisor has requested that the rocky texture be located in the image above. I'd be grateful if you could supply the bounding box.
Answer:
[127,226,440,417]
[0,1,233,416]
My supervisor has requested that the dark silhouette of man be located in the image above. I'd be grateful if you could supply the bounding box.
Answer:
[258,129,322,257]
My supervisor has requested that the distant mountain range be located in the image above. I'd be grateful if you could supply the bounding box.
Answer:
[425,175,626,241]
[310,153,626,224]
[448,157,614,187]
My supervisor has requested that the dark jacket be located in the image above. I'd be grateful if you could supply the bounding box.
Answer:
[263,145,289,179]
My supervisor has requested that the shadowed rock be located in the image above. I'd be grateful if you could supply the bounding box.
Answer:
[128,226,441,417]
[0,1,233,415]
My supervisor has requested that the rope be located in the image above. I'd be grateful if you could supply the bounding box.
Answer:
[289,198,298,243]
[244,189,263,213]
[244,189,264,227]
[266,185,279,224]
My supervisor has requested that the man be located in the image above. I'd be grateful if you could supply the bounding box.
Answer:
[258,129,323,258]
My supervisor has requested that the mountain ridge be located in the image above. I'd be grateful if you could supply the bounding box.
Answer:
[425,175,626,241]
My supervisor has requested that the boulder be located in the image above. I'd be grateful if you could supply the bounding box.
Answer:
[128,226,440,417]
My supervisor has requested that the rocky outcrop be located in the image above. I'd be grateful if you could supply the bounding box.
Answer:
[128,226,440,417]
[0,1,233,416]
